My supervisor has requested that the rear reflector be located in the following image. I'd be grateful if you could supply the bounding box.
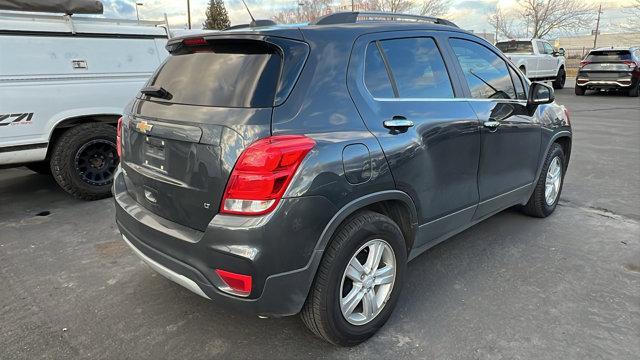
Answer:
[220,135,316,216]
[182,37,207,46]
[215,269,252,297]
[116,117,123,158]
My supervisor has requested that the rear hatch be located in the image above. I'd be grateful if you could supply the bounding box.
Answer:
[581,50,636,76]
[120,35,308,231]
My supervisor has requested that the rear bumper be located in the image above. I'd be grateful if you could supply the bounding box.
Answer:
[113,168,337,317]
[576,71,638,88]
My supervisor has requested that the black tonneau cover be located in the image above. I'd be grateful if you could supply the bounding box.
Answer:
[0,0,103,14]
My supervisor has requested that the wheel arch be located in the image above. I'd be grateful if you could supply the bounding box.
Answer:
[526,131,572,202]
[315,191,419,255]
[46,114,119,158]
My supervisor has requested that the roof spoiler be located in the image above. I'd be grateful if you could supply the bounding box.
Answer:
[0,0,103,15]
[225,19,277,31]
[314,11,458,28]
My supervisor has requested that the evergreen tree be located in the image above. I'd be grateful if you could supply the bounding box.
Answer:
[203,0,230,30]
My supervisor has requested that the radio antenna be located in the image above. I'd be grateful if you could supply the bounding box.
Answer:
[240,0,256,27]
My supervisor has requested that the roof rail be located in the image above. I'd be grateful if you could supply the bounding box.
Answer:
[314,11,458,28]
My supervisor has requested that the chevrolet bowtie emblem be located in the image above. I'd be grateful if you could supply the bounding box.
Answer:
[136,121,153,134]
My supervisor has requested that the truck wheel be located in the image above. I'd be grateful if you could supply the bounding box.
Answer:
[574,85,586,96]
[552,68,566,89]
[25,161,52,175]
[50,123,118,201]
[301,210,407,346]
[627,83,639,97]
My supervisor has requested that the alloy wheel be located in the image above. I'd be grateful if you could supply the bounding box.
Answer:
[339,239,396,326]
[545,156,562,205]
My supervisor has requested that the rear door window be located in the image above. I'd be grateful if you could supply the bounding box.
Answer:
[449,38,517,100]
[586,50,632,62]
[148,40,281,108]
[364,44,394,98]
[496,41,534,54]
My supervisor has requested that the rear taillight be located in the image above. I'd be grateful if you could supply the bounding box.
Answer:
[220,135,316,216]
[579,60,591,69]
[116,117,123,158]
[623,60,637,69]
[215,269,252,297]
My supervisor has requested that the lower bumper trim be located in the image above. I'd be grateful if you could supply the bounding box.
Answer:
[122,234,211,300]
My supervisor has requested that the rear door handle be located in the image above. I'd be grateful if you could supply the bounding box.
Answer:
[483,121,500,129]
[383,116,414,129]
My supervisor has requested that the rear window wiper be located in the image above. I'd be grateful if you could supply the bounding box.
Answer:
[140,86,172,100]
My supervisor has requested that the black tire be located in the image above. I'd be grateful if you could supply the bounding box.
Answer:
[522,143,565,218]
[552,67,566,89]
[301,210,407,346]
[25,161,51,175]
[574,85,586,96]
[50,123,118,201]
[627,82,639,97]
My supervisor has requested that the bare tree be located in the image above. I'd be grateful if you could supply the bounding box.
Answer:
[368,0,451,16]
[517,0,595,38]
[487,5,518,39]
[368,0,414,13]
[417,0,450,17]
[272,0,332,24]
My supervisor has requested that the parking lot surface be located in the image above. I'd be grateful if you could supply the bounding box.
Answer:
[1,82,639,359]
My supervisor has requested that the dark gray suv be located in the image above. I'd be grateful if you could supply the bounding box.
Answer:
[114,12,572,346]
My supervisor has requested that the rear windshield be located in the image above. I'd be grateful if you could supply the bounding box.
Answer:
[147,40,281,108]
[586,50,632,62]
[496,41,534,54]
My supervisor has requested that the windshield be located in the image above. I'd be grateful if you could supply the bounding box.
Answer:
[586,50,632,62]
[496,41,534,54]
[147,40,281,108]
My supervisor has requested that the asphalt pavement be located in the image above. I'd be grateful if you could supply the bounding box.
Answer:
[1,81,639,359]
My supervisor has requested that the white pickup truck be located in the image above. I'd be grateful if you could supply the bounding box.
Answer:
[495,39,567,89]
[0,6,171,200]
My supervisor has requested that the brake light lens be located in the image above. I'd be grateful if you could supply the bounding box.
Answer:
[579,60,591,69]
[220,135,316,215]
[215,269,252,297]
[622,60,637,69]
[116,117,123,158]
[182,37,207,46]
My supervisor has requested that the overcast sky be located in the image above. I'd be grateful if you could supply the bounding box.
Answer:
[102,0,637,36]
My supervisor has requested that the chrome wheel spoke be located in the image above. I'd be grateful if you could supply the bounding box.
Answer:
[345,257,365,282]
[374,265,394,285]
[340,284,364,317]
[361,289,377,318]
[364,241,384,274]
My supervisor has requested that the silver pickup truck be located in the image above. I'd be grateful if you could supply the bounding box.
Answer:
[496,39,566,89]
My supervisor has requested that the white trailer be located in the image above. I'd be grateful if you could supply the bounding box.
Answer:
[0,10,170,199]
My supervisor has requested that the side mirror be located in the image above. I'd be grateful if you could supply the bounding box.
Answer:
[558,48,566,57]
[528,82,555,106]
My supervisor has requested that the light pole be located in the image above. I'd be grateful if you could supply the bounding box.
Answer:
[135,2,143,22]
[187,0,191,29]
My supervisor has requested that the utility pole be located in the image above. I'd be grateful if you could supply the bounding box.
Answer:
[352,0,354,11]
[593,4,602,49]
[187,0,191,29]
[135,2,143,22]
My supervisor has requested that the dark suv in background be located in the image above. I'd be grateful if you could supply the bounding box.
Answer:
[576,46,640,96]
[114,12,572,346]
